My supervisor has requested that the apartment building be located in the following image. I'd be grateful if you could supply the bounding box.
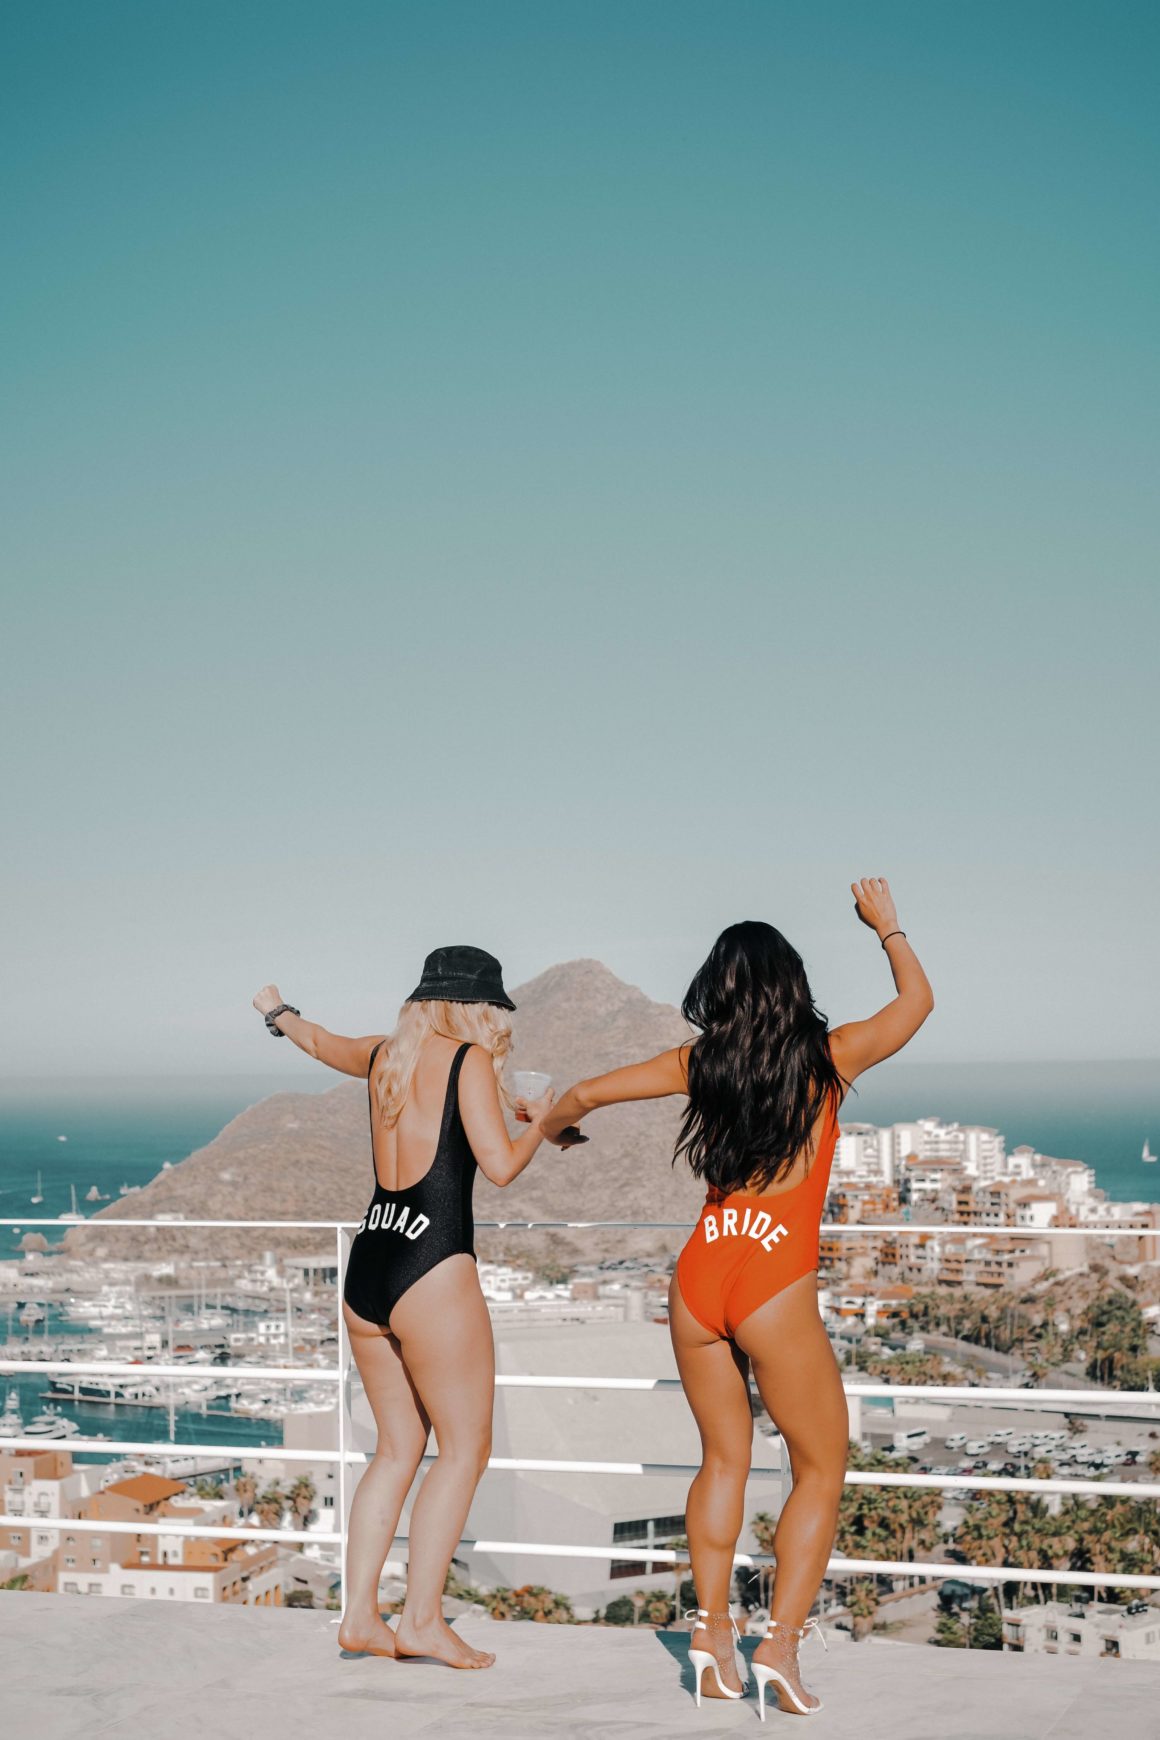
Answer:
[69,1536,282,1604]
[0,1446,97,1590]
[1004,1601,1160,1661]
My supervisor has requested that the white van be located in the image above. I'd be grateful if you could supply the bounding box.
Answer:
[892,1428,930,1453]
[990,1428,1012,1443]
[965,1439,990,1456]
[945,1433,967,1451]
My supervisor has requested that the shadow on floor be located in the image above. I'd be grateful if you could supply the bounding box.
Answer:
[653,1628,759,1701]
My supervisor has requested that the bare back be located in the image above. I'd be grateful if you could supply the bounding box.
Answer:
[370,1034,466,1193]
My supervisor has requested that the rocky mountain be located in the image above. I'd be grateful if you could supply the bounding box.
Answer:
[68,961,704,1267]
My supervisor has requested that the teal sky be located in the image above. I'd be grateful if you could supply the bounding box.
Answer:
[3,1,1158,1074]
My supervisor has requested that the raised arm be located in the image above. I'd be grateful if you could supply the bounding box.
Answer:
[457,1045,565,1187]
[828,878,934,1086]
[251,983,386,1079]
[539,1045,689,1146]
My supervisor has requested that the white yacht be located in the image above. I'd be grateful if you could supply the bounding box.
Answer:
[58,1184,84,1223]
[1143,1140,1156,1164]
[24,1405,79,1439]
[47,1374,161,1406]
[0,1389,23,1435]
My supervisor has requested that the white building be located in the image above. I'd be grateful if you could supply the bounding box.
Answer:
[1004,1600,1160,1661]
[833,1124,893,1186]
[347,1319,807,1611]
[1021,1151,1098,1210]
[1012,1192,1061,1229]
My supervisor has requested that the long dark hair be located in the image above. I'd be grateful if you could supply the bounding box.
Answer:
[675,920,847,1195]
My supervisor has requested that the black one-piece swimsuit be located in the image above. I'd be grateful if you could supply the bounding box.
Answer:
[343,1041,478,1331]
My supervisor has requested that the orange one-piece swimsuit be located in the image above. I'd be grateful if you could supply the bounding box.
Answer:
[675,1085,840,1340]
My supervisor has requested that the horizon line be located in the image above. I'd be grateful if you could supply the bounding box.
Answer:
[0,1055,1157,1084]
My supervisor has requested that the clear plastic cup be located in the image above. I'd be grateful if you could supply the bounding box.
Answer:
[512,1070,552,1122]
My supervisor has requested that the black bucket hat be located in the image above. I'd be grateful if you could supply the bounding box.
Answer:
[405,945,516,1011]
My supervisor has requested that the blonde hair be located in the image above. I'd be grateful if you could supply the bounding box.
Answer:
[373,999,513,1128]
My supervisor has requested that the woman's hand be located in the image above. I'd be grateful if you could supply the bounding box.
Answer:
[516,1089,589,1150]
[252,983,284,1016]
[542,1123,589,1149]
[851,877,900,940]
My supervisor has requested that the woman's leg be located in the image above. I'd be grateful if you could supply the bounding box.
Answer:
[390,1255,497,1670]
[668,1273,754,1696]
[337,1302,431,1655]
[733,1270,849,1711]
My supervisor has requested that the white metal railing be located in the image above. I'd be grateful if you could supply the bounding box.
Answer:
[2,1213,1159,1595]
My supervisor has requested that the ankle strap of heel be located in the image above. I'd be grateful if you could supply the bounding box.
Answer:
[763,1616,828,1652]
[685,1607,740,1635]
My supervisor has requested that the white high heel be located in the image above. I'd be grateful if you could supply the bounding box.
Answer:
[684,1607,748,1706]
[753,1616,828,1720]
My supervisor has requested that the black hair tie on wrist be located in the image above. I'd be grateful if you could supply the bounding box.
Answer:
[880,931,906,948]
[264,1002,300,1035]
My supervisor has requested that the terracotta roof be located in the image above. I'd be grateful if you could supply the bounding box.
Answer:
[103,1474,188,1504]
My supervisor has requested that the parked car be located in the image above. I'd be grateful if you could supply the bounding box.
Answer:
[945,1433,968,1451]
[965,1439,990,1456]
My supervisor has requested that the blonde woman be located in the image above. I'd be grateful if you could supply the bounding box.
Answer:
[253,946,567,1670]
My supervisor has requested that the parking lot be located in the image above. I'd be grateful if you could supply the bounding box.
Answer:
[863,1403,1159,1487]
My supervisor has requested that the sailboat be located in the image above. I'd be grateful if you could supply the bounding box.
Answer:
[58,1184,84,1222]
[1143,1141,1157,1165]
[30,1171,44,1205]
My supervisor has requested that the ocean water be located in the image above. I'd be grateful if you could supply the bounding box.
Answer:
[843,1057,1159,1204]
[0,1073,330,1228]
[0,1060,1156,1226]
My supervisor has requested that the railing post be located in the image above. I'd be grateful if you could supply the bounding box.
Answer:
[336,1224,352,1607]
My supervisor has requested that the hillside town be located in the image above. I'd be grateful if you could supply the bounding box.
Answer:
[3,1107,1160,1662]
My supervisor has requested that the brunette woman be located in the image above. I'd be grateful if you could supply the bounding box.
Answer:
[541,880,932,1716]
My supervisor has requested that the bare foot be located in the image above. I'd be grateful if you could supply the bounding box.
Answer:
[337,1613,399,1657]
[394,1616,495,1670]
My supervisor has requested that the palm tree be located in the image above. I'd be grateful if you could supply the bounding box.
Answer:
[671,1535,691,1626]
[289,1474,316,1530]
[847,1580,878,1641]
[234,1473,258,1519]
[254,1483,285,1530]
[751,1513,778,1612]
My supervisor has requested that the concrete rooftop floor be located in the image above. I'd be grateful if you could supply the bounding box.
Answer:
[2,1593,1157,1740]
